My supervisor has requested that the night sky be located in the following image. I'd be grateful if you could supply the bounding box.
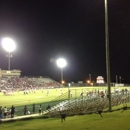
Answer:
[0,0,130,83]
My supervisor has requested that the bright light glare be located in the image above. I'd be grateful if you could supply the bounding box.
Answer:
[56,58,67,68]
[2,38,16,52]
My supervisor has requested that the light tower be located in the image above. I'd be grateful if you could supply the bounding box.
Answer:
[56,58,67,84]
[2,38,16,70]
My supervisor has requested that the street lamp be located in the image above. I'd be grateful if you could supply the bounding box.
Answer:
[2,38,16,70]
[87,80,90,84]
[56,58,67,84]
[89,74,91,83]
[119,76,121,83]
[116,75,118,84]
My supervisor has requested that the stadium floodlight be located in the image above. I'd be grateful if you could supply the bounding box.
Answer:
[2,38,16,70]
[56,58,67,84]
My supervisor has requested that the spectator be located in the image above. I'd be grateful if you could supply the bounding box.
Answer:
[80,92,83,97]
[4,106,7,118]
[0,106,2,119]
[10,105,15,118]
[32,103,35,114]
[39,104,42,115]
[46,104,51,110]
[23,105,27,115]
[125,88,128,94]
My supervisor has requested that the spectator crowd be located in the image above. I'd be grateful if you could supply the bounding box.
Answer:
[0,77,61,95]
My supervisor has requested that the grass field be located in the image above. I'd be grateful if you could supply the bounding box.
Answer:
[0,86,129,115]
[0,86,130,130]
[1,109,130,130]
[0,87,69,115]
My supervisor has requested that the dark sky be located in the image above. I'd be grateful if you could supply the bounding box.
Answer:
[0,0,130,83]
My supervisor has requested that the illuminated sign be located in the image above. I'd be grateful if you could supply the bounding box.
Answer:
[96,76,105,83]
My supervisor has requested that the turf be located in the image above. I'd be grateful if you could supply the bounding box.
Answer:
[0,86,129,114]
[0,86,105,107]
[0,109,130,130]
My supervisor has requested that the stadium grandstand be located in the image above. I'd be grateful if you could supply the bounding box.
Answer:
[0,69,61,93]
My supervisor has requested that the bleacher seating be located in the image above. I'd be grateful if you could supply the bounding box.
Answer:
[44,91,130,116]
[0,77,61,92]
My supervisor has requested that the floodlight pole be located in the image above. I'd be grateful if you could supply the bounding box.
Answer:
[104,0,112,111]
[8,51,11,70]
[7,51,12,70]
[60,67,63,83]
[56,58,66,84]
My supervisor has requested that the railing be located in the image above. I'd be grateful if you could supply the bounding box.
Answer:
[44,91,130,115]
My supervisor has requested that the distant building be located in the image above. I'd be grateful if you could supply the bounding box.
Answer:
[0,69,21,78]
[96,76,105,83]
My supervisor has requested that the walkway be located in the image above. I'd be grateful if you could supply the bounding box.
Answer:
[0,113,41,123]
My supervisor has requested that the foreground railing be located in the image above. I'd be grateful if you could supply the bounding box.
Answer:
[43,91,130,115]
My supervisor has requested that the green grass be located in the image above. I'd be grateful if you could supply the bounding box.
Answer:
[0,86,102,107]
[0,88,62,107]
[1,86,129,106]
[0,86,129,113]
[1,110,130,130]
[0,86,130,129]
[0,86,129,114]
[0,88,69,115]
